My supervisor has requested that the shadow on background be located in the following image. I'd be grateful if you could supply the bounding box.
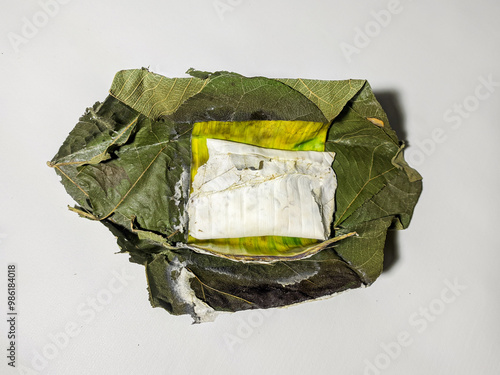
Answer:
[383,229,399,272]
[373,90,406,272]
[374,90,407,141]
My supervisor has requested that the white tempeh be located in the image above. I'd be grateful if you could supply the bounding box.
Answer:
[187,139,337,240]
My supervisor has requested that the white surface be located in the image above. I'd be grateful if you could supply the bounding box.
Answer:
[1,1,499,374]
[188,139,336,240]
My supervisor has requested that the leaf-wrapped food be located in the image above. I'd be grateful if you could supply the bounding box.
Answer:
[50,68,422,321]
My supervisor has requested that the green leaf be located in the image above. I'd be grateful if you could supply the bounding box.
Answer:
[343,162,423,230]
[348,81,396,142]
[326,83,405,227]
[100,220,361,321]
[51,96,192,243]
[276,78,365,122]
[333,164,422,283]
[109,68,209,120]
[169,71,327,123]
[77,116,191,239]
[322,82,422,282]
[50,98,141,210]
[334,217,393,283]
[50,100,140,167]
[148,248,362,319]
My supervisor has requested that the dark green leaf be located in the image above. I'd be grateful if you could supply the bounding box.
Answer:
[169,72,327,123]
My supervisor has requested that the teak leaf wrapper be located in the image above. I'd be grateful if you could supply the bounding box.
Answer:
[50,68,422,322]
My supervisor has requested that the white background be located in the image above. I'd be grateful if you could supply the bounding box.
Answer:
[1,1,499,374]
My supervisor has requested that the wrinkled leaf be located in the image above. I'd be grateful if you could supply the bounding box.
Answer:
[103,220,362,320]
[109,68,208,119]
[169,71,327,123]
[277,78,365,122]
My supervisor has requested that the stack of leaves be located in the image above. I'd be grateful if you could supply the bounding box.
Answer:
[49,68,422,322]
